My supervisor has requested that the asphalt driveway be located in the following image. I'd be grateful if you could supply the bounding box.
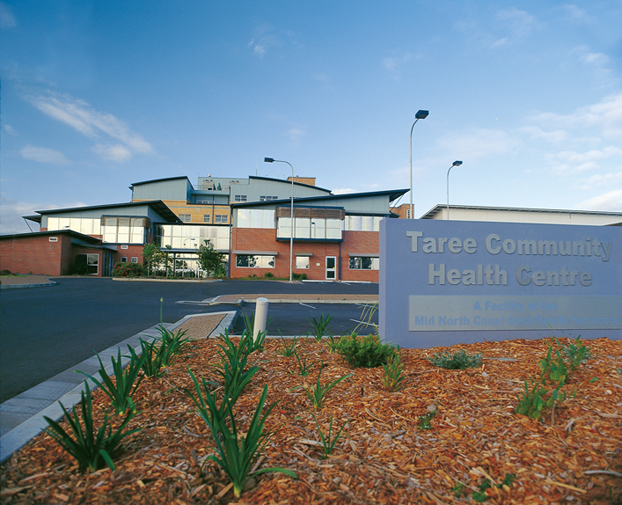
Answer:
[0,278,378,402]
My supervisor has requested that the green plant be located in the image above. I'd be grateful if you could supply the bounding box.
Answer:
[112,262,145,277]
[559,335,592,370]
[158,326,192,365]
[264,271,274,278]
[277,335,298,357]
[382,350,405,392]
[213,331,260,401]
[335,333,396,368]
[515,379,570,421]
[240,313,269,353]
[418,411,436,430]
[197,239,225,278]
[292,273,307,281]
[76,348,145,413]
[617,368,622,375]
[190,381,296,498]
[43,382,139,472]
[540,343,568,384]
[451,482,464,498]
[325,335,340,353]
[302,362,353,410]
[311,412,349,459]
[306,313,334,342]
[293,348,317,376]
[353,303,379,335]
[472,478,491,502]
[126,338,167,378]
[429,349,482,369]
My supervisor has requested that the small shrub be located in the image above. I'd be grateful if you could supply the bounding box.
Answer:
[112,262,145,278]
[277,335,298,357]
[292,273,307,280]
[418,411,436,430]
[77,348,145,413]
[540,343,568,384]
[311,413,349,459]
[44,382,139,472]
[307,313,334,342]
[335,333,397,368]
[559,335,591,370]
[126,338,167,378]
[293,348,317,376]
[429,349,482,369]
[515,378,572,421]
[302,362,353,410]
[382,351,405,392]
[158,326,192,366]
[264,271,274,278]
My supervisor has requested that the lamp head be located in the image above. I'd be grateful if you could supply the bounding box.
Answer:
[415,110,429,120]
[452,160,463,167]
[264,157,275,163]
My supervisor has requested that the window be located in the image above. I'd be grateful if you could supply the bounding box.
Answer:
[49,237,58,242]
[236,255,275,268]
[101,217,146,244]
[179,214,191,222]
[215,214,228,224]
[344,215,382,232]
[131,257,138,263]
[295,256,309,269]
[277,217,342,240]
[406,209,411,219]
[121,257,128,263]
[260,195,278,201]
[158,224,230,250]
[234,195,247,202]
[203,215,211,223]
[349,257,379,270]
[46,217,102,235]
[236,209,275,229]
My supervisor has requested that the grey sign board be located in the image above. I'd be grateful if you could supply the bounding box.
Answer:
[379,219,621,348]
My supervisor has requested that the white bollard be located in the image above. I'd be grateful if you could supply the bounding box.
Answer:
[253,297,269,341]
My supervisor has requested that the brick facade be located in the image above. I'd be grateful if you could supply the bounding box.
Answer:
[230,228,380,281]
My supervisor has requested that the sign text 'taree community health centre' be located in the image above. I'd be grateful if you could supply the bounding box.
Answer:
[379,220,621,349]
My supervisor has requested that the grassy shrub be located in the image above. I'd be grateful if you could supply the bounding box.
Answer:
[334,333,396,368]
[429,349,482,369]
[112,262,145,277]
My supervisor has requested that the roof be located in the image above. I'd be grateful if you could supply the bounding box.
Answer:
[27,201,181,224]
[248,175,332,193]
[420,204,622,220]
[0,229,103,244]
[129,176,191,189]
[231,188,409,208]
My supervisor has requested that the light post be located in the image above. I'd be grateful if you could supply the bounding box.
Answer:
[264,157,294,282]
[446,161,463,220]
[409,110,429,219]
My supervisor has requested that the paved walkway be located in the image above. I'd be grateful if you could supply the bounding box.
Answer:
[0,275,58,289]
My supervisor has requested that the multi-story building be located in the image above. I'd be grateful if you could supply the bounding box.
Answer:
[1,175,408,281]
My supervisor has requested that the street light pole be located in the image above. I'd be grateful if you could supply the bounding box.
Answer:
[409,110,429,219]
[264,157,294,282]
[446,161,463,220]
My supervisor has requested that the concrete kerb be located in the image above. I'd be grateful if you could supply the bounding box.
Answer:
[0,280,57,290]
[0,311,236,464]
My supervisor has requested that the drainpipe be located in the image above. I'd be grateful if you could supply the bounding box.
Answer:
[338,242,342,281]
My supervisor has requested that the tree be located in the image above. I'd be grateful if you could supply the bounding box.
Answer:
[197,239,225,278]
[142,244,160,276]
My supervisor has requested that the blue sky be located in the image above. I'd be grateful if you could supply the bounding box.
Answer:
[1,1,621,234]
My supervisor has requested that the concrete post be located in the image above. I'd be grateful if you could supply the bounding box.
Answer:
[253,297,269,341]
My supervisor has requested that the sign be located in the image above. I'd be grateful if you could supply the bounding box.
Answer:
[379,220,621,348]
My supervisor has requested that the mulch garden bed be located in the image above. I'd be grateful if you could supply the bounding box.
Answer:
[1,336,621,504]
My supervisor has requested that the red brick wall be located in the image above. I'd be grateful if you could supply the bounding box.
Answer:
[0,235,66,275]
[230,228,380,282]
[115,245,145,265]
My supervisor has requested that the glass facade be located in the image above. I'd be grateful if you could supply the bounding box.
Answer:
[158,225,229,250]
[236,209,275,229]
[277,217,342,240]
[344,215,383,232]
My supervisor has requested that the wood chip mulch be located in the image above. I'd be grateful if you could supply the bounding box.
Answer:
[1,336,621,504]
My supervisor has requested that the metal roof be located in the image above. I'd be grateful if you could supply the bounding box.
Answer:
[420,204,622,220]
[129,176,191,189]
[231,188,409,208]
[30,201,181,223]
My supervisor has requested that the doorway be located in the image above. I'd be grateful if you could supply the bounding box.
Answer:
[325,256,336,280]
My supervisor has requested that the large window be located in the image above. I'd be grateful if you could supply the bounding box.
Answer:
[277,217,342,240]
[236,255,275,268]
[236,209,275,229]
[349,256,379,270]
[344,215,383,232]
[158,224,229,250]
[102,217,147,244]
[46,217,102,236]
[215,214,228,224]
[295,256,309,269]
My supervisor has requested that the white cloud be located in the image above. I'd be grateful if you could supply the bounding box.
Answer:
[25,90,153,162]
[0,1,16,28]
[332,188,356,195]
[436,128,519,162]
[493,7,538,43]
[382,51,413,78]
[248,26,290,58]
[92,144,133,163]
[555,146,621,165]
[560,4,591,24]
[518,126,567,143]
[583,171,622,187]
[577,190,622,211]
[286,128,306,142]
[3,124,17,135]
[20,145,69,165]
[0,198,41,235]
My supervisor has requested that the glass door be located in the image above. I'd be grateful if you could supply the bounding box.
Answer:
[325,256,336,280]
